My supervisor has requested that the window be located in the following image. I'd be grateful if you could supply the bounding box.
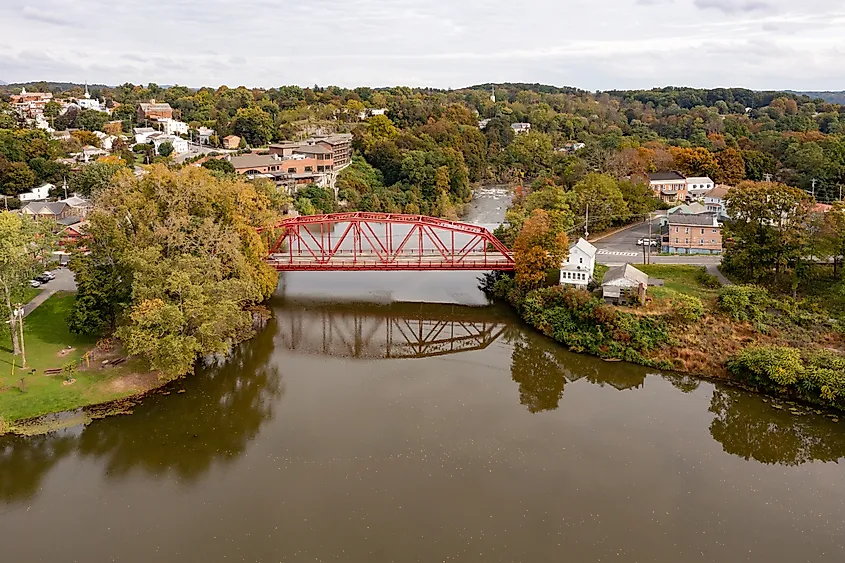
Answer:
[674,238,679,243]
[675,227,679,233]
[579,257,583,264]
[684,227,690,234]
[700,228,705,235]
[712,229,718,233]
[711,239,716,244]
[287,168,296,173]
[685,238,689,243]
[305,166,313,172]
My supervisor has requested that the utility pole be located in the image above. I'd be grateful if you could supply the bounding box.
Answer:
[584,204,589,239]
[647,214,653,265]
[811,178,817,199]
[763,173,773,182]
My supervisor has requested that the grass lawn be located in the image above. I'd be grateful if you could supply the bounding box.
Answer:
[638,264,721,302]
[0,292,148,426]
[20,286,41,304]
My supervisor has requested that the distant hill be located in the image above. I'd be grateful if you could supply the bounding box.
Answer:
[791,91,845,104]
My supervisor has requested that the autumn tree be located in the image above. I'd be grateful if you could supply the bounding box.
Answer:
[715,148,745,185]
[513,209,569,289]
[70,165,280,377]
[670,147,719,179]
[567,173,629,232]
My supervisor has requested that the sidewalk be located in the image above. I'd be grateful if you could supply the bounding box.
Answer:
[22,268,77,317]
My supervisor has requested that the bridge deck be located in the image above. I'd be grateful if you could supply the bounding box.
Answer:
[267,251,515,271]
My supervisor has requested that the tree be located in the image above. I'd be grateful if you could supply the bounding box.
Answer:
[0,161,36,196]
[201,158,236,175]
[157,141,174,157]
[74,165,280,377]
[68,161,126,196]
[71,130,100,148]
[671,147,719,178]
[513,209,569,289]
[0,213,56,356]
[715,148,745,185]
[231,106,274,146]
[75,109,109,132]
[567,173,629,232]
[722,181,813,281]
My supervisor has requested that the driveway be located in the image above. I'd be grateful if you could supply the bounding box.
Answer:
[23,267,76,317]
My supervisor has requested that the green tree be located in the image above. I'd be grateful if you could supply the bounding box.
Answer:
[723,181,813,281]
[157,141,174,157]
[568,173,629,232]
[68,161,126,196]
[231,106,274,146]
[0,161,36,196]
[74,165,280,377]
[0,213,56,355]
[75,109,110,131]
[201,158,236,175]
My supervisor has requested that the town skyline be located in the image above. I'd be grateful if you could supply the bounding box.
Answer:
[2,0,844,91]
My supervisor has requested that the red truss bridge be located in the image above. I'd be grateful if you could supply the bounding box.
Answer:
[261,213,515,271]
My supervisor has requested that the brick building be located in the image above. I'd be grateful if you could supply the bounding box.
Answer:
[661,210,722,254]
[137,101,174,122]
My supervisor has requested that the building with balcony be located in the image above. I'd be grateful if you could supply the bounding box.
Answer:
[648,172,687,202]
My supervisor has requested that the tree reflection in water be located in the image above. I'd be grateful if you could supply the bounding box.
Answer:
[76,319,284,482]
[708,386,845,465]
[0,433,76,504]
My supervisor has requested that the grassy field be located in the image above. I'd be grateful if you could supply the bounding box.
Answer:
[638,264,721,302]
[0,292,152,426]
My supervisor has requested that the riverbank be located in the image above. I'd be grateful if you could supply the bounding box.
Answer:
[485,265,845,413]
[0,292,168,435]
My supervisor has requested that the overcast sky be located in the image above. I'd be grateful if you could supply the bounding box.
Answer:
[1,0,844,91]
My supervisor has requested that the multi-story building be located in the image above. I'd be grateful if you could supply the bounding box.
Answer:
[685,176,715,199]
[560,238,597,288]
[313,134,353,169]
[269,133,353,171]
[703,184,731,219]
[10,87,53,118]
[662,210,722,254]
[511,122,531,134]
[648,172,687,202]
[156,118,189,136]
[137,100,174,122]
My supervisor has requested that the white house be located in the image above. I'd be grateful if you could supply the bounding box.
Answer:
[134,127,156,144]
[686,176,715,199]
[511,122,531,134]
[149,132,189,154]
[75,84,104,111]
[197,126,215,144]
[704,184,731,219]
[478,119,491,130]
[157,118,189,136]
[19,183,54,202]
[560,237,597,288]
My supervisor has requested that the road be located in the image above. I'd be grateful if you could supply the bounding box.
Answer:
[592,212,725,267]
[23,267,77,317]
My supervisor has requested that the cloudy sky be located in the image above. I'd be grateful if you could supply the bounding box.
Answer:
[1,0,844,90]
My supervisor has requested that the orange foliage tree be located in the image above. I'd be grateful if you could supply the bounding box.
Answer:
[513,209,570,289]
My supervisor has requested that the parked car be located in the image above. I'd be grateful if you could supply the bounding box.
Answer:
[637,238,645,246]
[35,274,51,283]
[42,271,56,280]
[29,280,41,288]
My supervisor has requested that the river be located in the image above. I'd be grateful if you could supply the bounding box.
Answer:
[1,187,844,562]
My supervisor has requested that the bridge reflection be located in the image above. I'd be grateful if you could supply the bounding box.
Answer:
[274,300,508,359]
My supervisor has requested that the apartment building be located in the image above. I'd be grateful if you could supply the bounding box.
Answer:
[662,211,722,254]
[10,87,53,118]
[137,100,174,122]
[269,133,353,171]
[648,172,687,202]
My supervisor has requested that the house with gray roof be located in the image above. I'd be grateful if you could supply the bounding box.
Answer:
[601,263,649,304]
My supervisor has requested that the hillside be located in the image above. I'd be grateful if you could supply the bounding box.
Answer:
[793,91,845,104]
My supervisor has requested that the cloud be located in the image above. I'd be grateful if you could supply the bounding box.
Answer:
[0,0,844,90]
[20,6,76,27]
[693,0,770,13]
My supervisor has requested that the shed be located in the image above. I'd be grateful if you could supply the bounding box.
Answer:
[601,263,649,304]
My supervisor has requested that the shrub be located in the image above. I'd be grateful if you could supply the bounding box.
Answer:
[671,294,704,324]
[696,269,722,289]
[717,285,769,322]
[727,345,803,387]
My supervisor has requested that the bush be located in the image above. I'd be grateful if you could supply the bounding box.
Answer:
[727,345,803,387]
[696,269,722,289]
[717,285,769,322]
[671,294,704,324]
[728,345,845,410]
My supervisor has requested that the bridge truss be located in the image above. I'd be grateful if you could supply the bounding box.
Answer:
[262,213,514,271]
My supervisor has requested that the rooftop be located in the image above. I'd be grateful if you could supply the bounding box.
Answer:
[570,237,597,259]
[707,185,731,199]
[293,145,331,155]
[602,263,648,285]
[667,212,719,226]
[229,153,279,169]
[648,172,685,181]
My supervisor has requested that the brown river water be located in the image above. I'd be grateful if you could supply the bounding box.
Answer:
[2,189,845,562]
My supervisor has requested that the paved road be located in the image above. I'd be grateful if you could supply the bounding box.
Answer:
[23,267,77,317]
